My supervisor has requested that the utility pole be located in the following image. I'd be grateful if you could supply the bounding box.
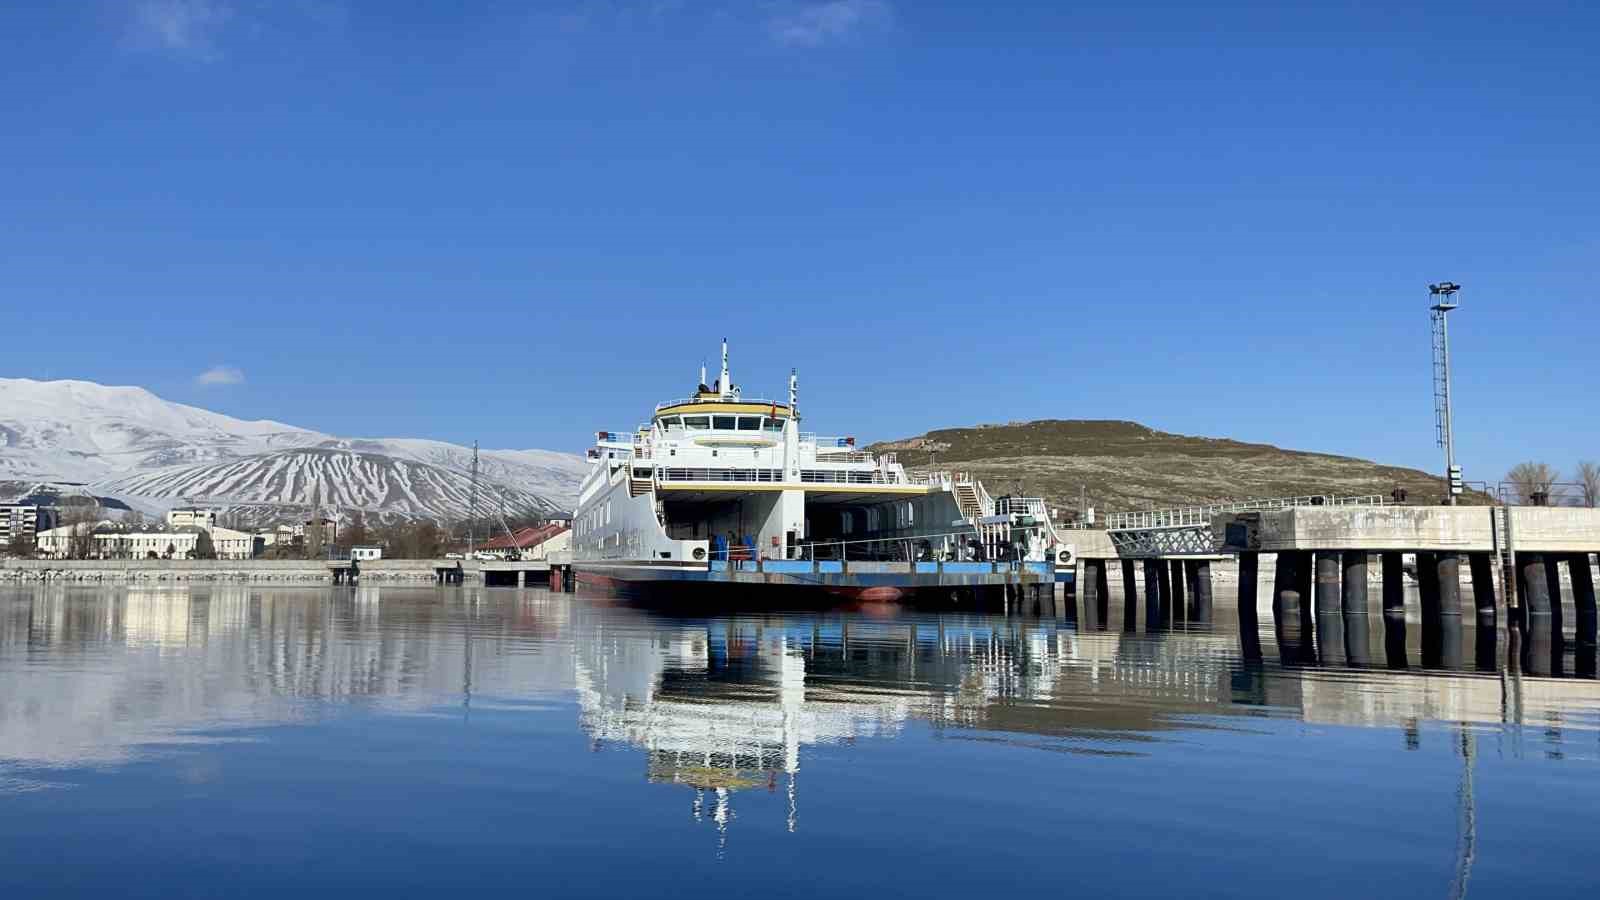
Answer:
[468,440,480,557]
[1430,282,1463,505]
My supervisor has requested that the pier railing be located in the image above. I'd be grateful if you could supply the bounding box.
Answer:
[1104,495,1386,531]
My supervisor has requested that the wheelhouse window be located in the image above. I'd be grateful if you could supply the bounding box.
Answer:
[712,415,737,430]
[762,417,784,432]
[736,416,761,431]
[658,416,681,430]
[682,416,710,430]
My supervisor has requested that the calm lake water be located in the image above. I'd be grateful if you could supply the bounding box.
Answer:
[2,585,1597,899]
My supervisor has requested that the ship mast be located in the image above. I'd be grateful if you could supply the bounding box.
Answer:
[719,338,732,399]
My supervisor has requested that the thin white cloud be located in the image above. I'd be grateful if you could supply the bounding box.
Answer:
[767,0,891,47]
[195,365,245,386]
[129,0,234,60]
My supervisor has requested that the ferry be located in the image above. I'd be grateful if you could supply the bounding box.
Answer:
[569,342,1076,603]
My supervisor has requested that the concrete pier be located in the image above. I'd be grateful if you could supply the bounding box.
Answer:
[1156,562,1173,628]
[1314,553,1341,617]
[1189,560,1213,623]
[1468,553,1497,627]
[1381,552,1404,618]
[1121,559,1138,632]
[1081,559,1102,616]
[1543,555,1566,643]
[1343,609,1371,667]
[1167,560,1185,622]
[1143,560,1161,633]
[1093,564,1110,630]
[1435,554,1462,619]
[1521,554,1554,676]
[1573,553,1596,677]
[1572,553,1597,649]
[1237,552,1262,661]
[1417,551,1440,624]
[1277,589,1309,664]
[1341,551,1368,616]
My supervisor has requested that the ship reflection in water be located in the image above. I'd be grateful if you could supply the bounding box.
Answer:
[2,585,1598,897]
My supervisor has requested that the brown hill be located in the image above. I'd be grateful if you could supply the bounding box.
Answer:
[869,419,1479,518]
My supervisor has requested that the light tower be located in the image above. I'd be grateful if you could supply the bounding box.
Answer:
[1429,282,1463,504]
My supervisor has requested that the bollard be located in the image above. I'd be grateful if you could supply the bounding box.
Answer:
[1122,559,1139,632]
[1238,552,1262,662]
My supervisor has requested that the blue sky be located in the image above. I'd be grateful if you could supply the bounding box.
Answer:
[2,1,1596,484]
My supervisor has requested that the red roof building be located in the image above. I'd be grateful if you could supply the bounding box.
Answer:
[477,523,571,558]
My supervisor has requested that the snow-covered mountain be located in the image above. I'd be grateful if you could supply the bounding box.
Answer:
[0,378,588,520]
[93,449,568,521]
[0,378,326,483]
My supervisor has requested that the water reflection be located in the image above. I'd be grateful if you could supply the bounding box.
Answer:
[5,585,1600,898]
[5,586,1598,780]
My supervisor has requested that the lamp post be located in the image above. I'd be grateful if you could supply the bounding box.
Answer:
[1429,282,1462,505]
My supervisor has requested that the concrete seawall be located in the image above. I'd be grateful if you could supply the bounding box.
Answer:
[1,559,453,585]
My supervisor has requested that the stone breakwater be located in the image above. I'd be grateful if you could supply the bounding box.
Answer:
[0,559,452,584]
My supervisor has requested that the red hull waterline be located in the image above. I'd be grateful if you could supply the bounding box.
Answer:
[574,570,907,605]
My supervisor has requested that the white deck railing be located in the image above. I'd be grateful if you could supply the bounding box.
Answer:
[1104,495,1386,531]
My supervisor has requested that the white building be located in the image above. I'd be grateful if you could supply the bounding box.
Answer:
[351,545,383,561]
[166,507,218,530]
[36,523,256,560]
